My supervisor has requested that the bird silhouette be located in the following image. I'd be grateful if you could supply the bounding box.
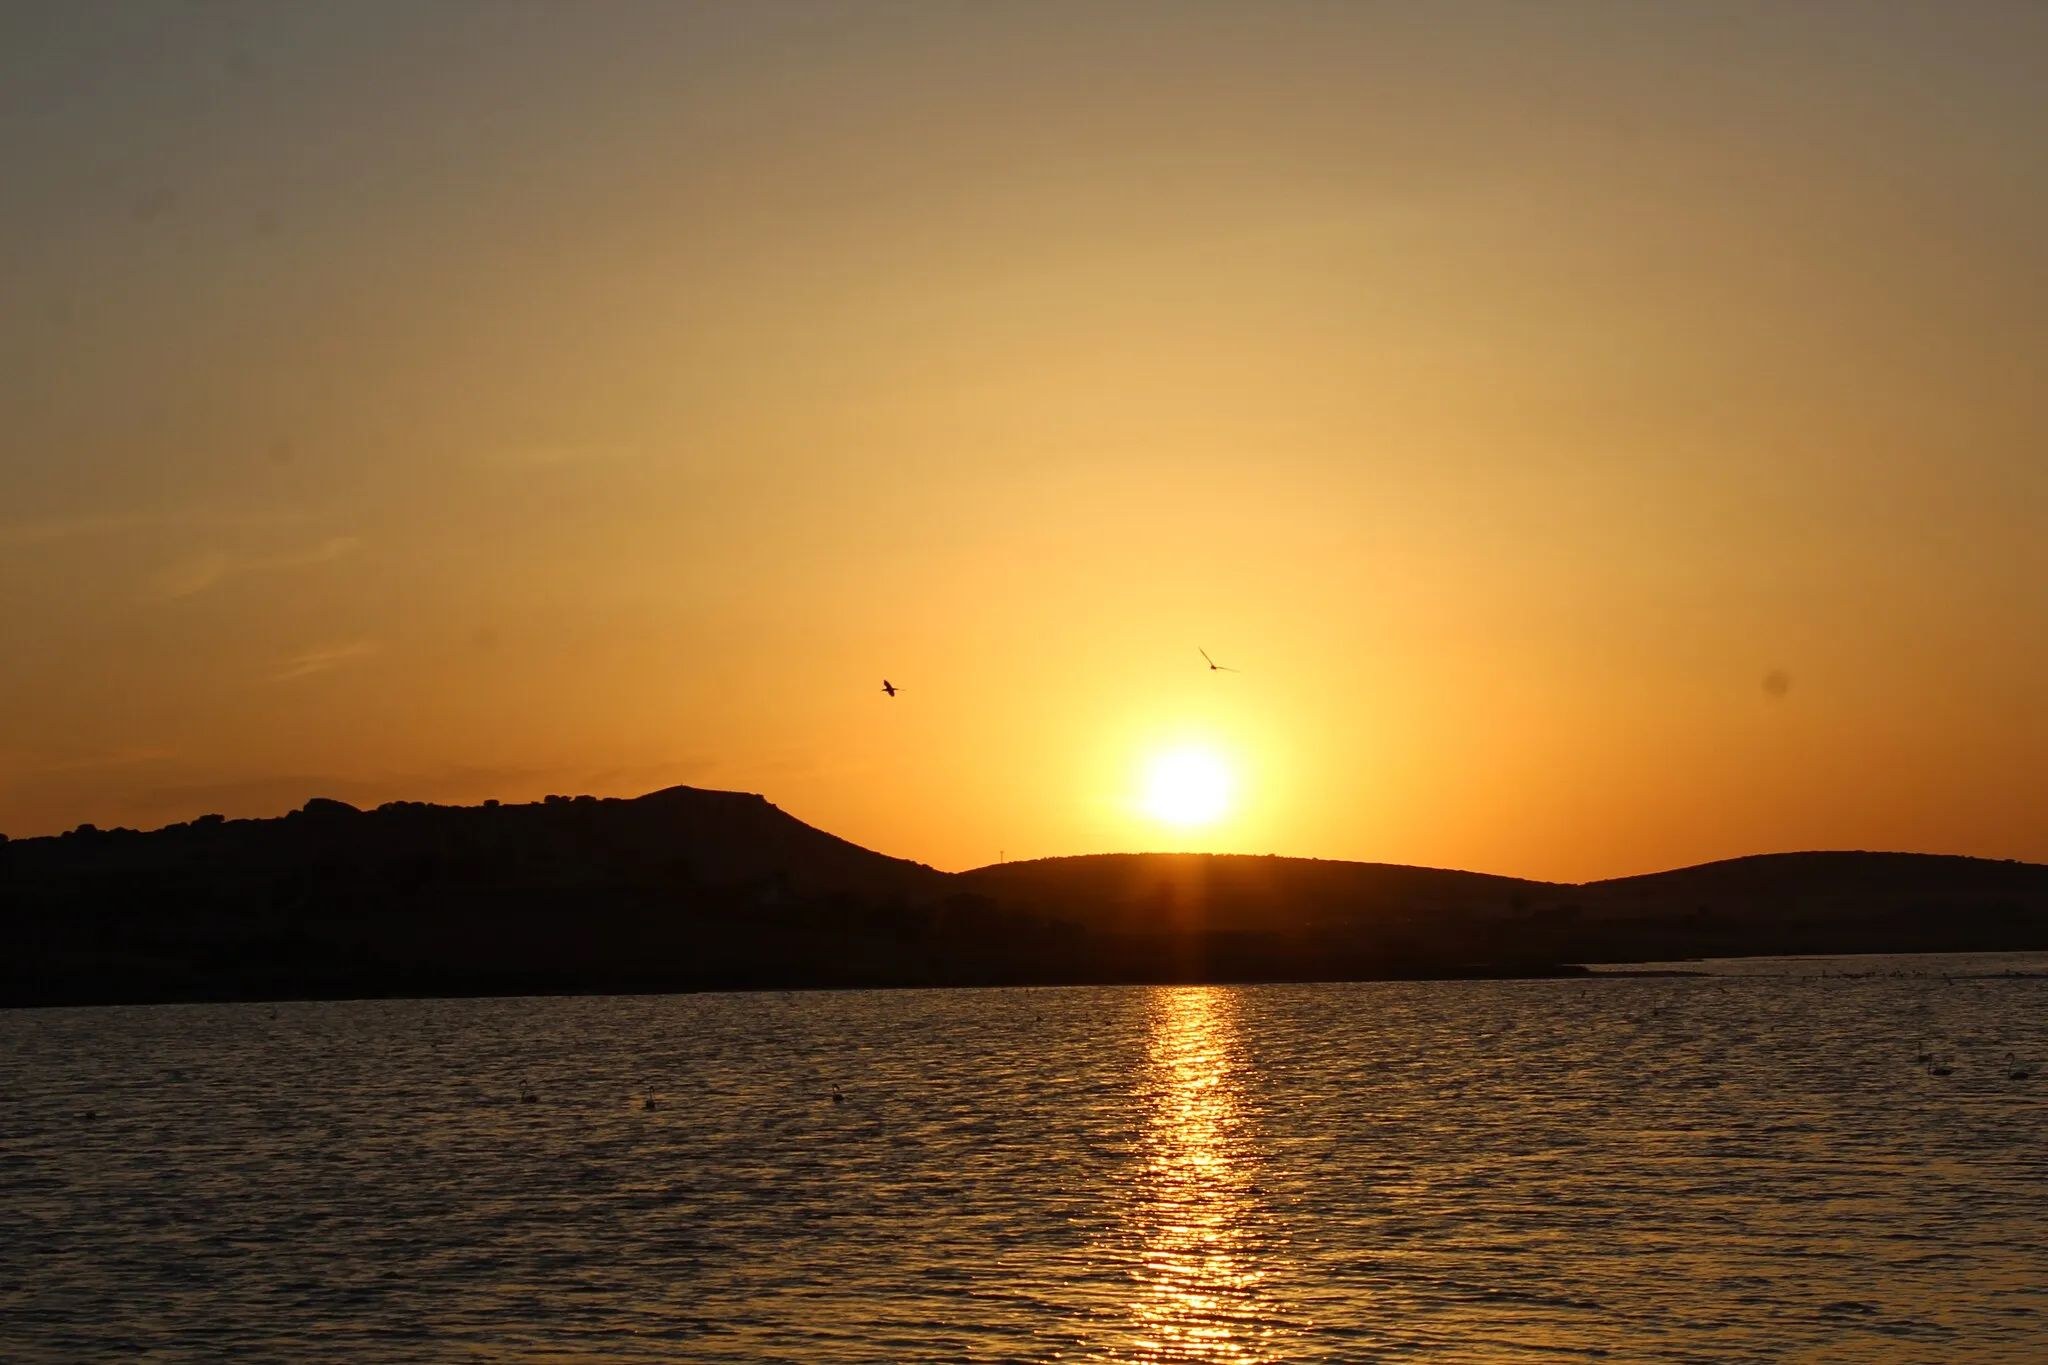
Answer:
[1199,649,1239,673]
[881,680,897,697]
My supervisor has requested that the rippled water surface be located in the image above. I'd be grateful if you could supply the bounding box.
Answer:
[5,954,2046,1362]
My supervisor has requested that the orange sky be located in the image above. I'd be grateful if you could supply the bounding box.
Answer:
[3,3,2045,879]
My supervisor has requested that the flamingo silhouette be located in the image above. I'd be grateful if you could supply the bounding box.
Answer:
[881,680,898,697]
[1199,649,1239,673]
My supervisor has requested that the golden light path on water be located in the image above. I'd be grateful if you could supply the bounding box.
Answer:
[1122,987,1289,1362]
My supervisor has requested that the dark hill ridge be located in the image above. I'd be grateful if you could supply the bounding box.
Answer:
[1,786,957,1005]
[6,784,946,904]
[2,786,2044,1005]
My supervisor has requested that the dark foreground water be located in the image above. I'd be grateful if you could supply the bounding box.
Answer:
[3,954,2045,1363]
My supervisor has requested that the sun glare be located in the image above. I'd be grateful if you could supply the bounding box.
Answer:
[1141,747,1234,828]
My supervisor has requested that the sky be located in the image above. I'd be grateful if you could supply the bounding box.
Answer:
[3,1,2046,880]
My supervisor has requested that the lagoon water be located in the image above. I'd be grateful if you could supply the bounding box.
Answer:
[4,954,2045,1362]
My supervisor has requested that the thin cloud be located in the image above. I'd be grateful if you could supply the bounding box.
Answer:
[580,758,725,790]
[0,505,305,549]
[151,550,237,600]
[148,536,363,602]
[0,513,146,548]
[267,639,383,683]
[0,747,178,780]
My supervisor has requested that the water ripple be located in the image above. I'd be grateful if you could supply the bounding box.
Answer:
[2,953,2044,1361]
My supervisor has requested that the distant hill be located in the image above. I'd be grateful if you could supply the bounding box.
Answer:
[1581,850,2048,918]
[2,787,2044,1005]
[956,848,2048,973]
[956,852,1548,932]
[1567,850,2048,958]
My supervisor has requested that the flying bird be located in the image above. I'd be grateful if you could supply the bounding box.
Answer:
[1199,649,1239,673]
[881,680,898,697]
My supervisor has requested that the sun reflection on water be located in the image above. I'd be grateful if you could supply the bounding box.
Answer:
[1121,987,1288,1362]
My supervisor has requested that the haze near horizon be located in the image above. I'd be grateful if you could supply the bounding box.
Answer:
[3,2,2045,880]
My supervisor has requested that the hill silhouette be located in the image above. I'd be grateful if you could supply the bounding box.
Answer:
[2,786,2044,1005]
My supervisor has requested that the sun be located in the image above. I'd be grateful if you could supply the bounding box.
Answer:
[1140,746,1234,827]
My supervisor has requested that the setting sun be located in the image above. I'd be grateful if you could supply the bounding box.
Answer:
[1140,747,1235,828]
